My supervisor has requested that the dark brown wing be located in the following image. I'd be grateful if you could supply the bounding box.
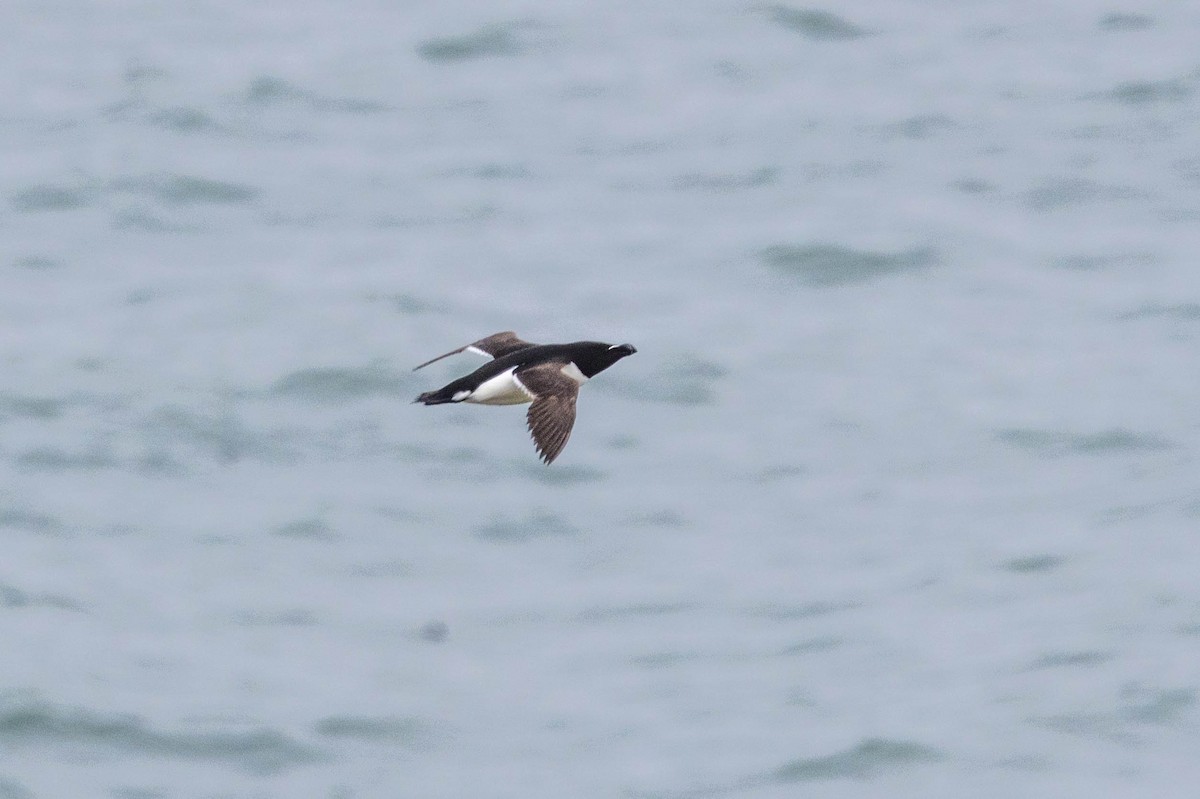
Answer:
[516,362,580,464]
[413,331,536,371]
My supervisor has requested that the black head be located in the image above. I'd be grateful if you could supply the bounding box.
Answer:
[571,341,637,378]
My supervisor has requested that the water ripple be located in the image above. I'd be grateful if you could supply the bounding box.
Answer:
[763,7,868,40]
[0,395,64,420]
[1002,554,1066,574]
[1025,178,1139,210]
[1028,651,1111,670]
[241,76,388,113]
[0,699,324,774]
[1117,302,1200,321]
[1027,684,1196,747]
[273,518,335,540]
[15,447,114,472]
[773,738,942,782]
[143,405,297,465]
[474,509,577,542]
[0,582,82,611]
[110,174,258,206]
[1099,13,1154,31]
[995,428,1173,456]
[148,107,224,133]
[314,715,435,747]
[1103,80,1191,106]
[9,185,90,212]
[0,508,64,536]
[762,244,937,287]
[418,25,524,62]
[12,255,62,270]
[577,602,695,623]
[673,167,777,192]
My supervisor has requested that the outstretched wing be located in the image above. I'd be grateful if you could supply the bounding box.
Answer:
[516,362,580,465]
[413,331,536,371]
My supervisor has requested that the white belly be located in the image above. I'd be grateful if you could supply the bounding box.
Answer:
[464,367,534,405]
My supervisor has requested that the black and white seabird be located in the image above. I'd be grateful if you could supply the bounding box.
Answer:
[414,332,637,464]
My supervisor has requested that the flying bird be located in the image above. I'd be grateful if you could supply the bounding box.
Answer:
[414,332,637,464]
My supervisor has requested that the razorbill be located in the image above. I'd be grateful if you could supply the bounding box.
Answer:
[414,332,637,464]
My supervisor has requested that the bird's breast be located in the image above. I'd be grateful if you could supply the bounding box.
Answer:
[561,362,589,385]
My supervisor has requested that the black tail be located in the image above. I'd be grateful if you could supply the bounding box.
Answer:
[414,389,456,405]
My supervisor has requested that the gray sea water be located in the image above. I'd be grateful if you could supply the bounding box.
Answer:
[4,1,1200,797]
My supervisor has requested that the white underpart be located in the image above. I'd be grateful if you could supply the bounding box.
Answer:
[464,367,534,405]
[561,362,589,385]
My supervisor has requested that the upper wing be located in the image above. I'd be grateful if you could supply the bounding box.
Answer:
[413,331,537,371]
[516,362,580,465]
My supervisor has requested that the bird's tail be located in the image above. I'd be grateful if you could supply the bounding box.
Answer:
[414,389,456,405]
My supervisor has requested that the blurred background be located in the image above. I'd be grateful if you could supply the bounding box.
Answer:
[3,1,1199,797]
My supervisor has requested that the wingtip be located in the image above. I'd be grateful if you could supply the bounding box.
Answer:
[412,345,467,372]
[530,435,564,465]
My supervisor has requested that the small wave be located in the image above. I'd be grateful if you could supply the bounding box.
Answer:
[241,76,387,113]
[1002,554,1065,573]
[1116,302,1200,321]
[762,7,868,40]
[673,167,778,192]
[111,174,258,206]
[1028,651,1111,670]
[1122,686,1195,724]
[1104,80,1190,105]
[746,600,860,620]
[773,737,942,782]
[314,715,434,746]
[0,394,64,420]
[763,244,937,287]
[417,25,523,63]
[1025,177,1139,210]
[995,428,1172,456]
[0,699,324,775]
[148,107,224,133]
[15,447,114,472]
[0,582,81,611]
[273,518,335,540]
[1028,686,1195,740]
[576,602,695,623]
[883,114,957,140]
[0,508,64,536]
[12,255,62,270]
[518,462,607,485]
[9,185,91,213]
[1099,13,1154,31]
[778,635,842,656]
[474,509,577,542]
[143,405,298,466]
